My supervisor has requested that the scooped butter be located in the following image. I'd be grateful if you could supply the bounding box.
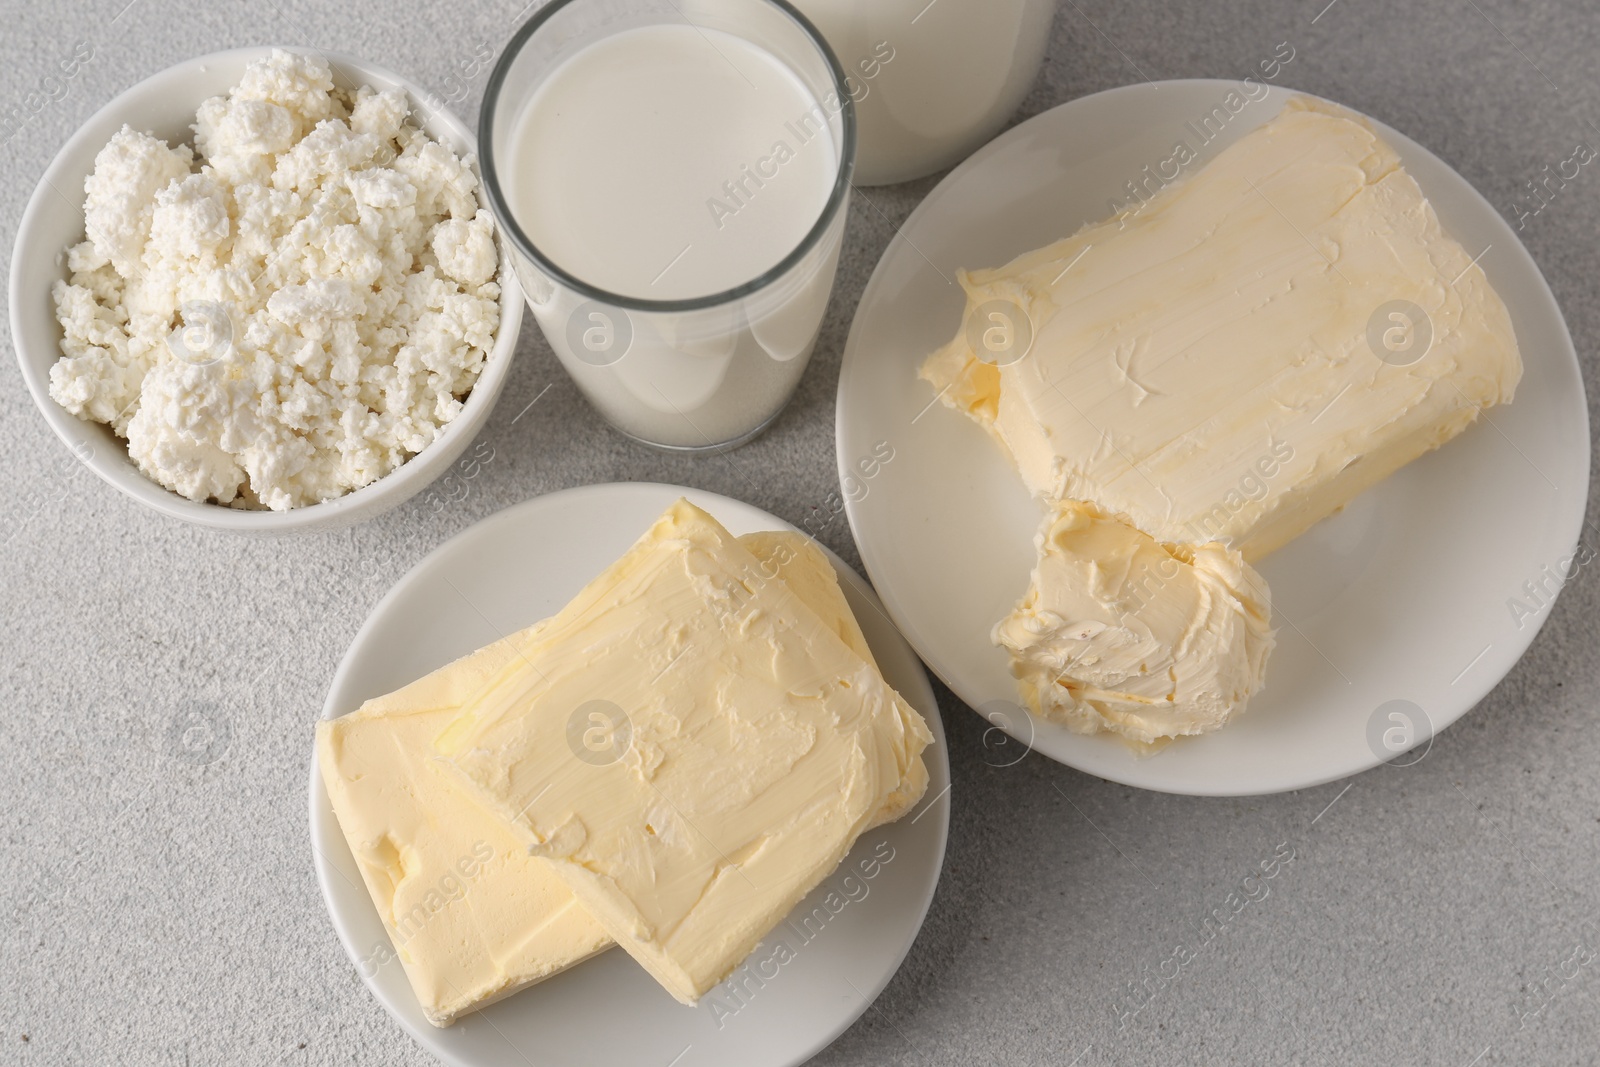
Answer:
[921,96,1522,561]
[433,500,932,1005]
[317,527,912,1023]
[994,500,1273,745]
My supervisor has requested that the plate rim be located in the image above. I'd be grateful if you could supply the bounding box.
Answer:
[307,480,951,1066]
[836,77,1591,796]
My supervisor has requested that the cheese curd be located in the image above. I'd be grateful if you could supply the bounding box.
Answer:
[49,50,500,509]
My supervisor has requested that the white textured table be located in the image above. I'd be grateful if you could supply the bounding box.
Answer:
[3,1,1598,1064]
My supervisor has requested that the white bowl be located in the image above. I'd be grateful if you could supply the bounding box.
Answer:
[9,47,524,535]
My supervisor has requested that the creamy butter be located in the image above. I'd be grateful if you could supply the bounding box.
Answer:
[738,530,929,826]
[994,500,1273,744]
[434,500,932,1005]
[921,97,1522,561]
[316,629,610,1027]
[317,527,907,1022]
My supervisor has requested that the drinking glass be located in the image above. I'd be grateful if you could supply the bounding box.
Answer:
[479,0,856,450]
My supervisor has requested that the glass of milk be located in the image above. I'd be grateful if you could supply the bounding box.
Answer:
[480,0,856,450]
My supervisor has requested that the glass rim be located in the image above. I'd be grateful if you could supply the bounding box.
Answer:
[477,0,858,315]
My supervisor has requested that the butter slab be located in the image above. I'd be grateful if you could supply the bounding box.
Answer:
[433,500,932,1005]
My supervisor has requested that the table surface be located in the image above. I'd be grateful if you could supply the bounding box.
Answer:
[4,1,1598,1064]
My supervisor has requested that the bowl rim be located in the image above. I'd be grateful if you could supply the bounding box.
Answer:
[9,44,524,534]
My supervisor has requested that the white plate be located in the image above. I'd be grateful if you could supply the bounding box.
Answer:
[836,80,1590,796]
[309,483,950,1066]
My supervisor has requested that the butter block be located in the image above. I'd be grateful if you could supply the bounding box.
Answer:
[921,96,1522,561]
[317,528,896,1023]
[994,500,1274,744]
[434,500,932,1005]
[317,630,611,1027]
[737,530,929,827]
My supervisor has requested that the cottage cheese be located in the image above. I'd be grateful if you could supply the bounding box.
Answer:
[49,50,500,509]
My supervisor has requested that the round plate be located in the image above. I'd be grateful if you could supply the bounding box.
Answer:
[836,80,1590,796]
[309,483,950,1066]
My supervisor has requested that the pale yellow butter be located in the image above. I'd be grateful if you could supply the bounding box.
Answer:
[317,527,909,1022]
[922,97,1521,742]
[738,530,929,827]
[434,500,932,1005]
[315,671,608,1030]
[994,499,1274,744]
[921,96,1522,561]
[318,661,611,1026]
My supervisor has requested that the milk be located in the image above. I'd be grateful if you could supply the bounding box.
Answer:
[507,24,837,302]
[497,20,849,448]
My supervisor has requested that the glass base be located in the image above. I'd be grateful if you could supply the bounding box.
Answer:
[607,405,786,454]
